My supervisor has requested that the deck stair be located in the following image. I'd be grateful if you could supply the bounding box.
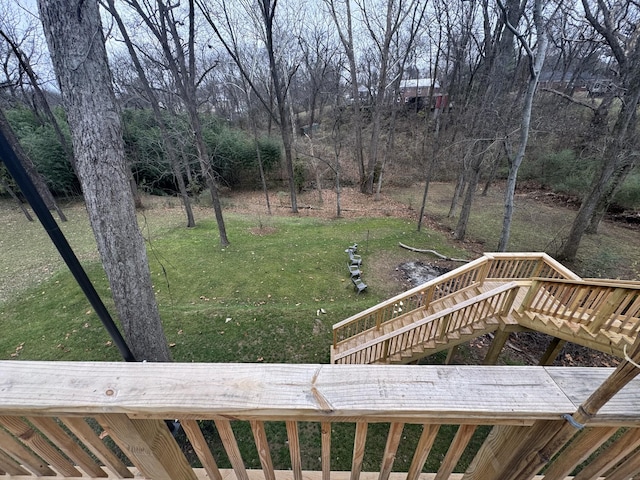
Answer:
[332,253,640,364]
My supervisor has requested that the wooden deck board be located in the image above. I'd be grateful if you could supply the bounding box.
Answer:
[0,362,593,423]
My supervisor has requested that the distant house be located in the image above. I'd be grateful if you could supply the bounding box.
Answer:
[398,78,448,109]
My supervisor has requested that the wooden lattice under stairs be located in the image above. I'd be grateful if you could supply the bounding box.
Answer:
[331,253,640,365]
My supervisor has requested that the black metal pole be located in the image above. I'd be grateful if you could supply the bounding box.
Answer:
[0,127,136,362]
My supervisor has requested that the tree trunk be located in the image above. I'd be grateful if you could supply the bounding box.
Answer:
[38,0,171,362]
[326,0,366,190]
[0,176,33,221]
[105,0,195,227]
[448,172,466,218]
[586,160,634,234]
[454,166,481,241]
[560,89,640,261]
[261,0,298,213]
[497,5,548,252]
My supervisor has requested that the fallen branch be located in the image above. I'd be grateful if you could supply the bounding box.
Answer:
[398,243,468,262]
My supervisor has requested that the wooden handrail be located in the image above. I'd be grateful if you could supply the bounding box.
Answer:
[520,278,640,336]
[333,283,522,364]
[1,362,640,479]
[333,253,580,349]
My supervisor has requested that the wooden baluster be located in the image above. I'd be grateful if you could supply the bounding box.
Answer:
[407,424,440,480]
[382,339,390,362]
[439,315,451,341]
[0,427,53,476]
[603,446,640,480]
[286,421,303,480]
[321,422,331,480]
[572,427,640,480]
[61,417,133,478]
[29,416,108,477]
[0,415,82,477]
[351,422,368,480]
[589,288,628,334]
[214,419,249,480]
[379,423,404,480]
[435,424,476,480]
[542,426,617,480]
[609,292,639,331]
[182,419,223,480]
[97,414,197,480]
[0,448,30,476]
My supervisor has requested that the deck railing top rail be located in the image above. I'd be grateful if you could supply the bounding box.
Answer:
[1,361,637,424]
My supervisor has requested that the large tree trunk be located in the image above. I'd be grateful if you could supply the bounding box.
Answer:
[38,0,171,362]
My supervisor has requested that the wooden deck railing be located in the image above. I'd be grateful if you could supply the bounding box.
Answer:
[520,278,640,337]
[1,361,640,480]
[333,253,578,349]
[333,282,522,365]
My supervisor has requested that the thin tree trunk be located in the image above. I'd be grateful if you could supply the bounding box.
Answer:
[38,0,171,362]
[586,160,634,234]
[0,177,33,221]
[105,0,195,227]
[497,7,548,252]
[326,0,366,190]
[454,166,481,240]
[448,172,466,218]
[0,108,66,221]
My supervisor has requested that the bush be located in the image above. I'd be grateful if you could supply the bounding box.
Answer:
[520,149,598,196]
[613,171,640,209]
[5,107,79,196]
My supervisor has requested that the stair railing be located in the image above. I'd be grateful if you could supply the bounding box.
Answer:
[520,278,640,339]
[333,283,522,365]
[333,253,579,350]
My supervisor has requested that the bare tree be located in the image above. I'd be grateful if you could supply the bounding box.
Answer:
[496,0,551,251]
[0,5,68,221]
[559,0,640,261]
[101,0,195,227]
[197,0,300,213]
[37,0,172,362]
[453,0,526,241]
[121,0,230,245]
[325,0,367,192]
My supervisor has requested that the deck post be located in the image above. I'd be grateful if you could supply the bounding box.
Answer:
[445,345,459,365]
[538,337,566,366]
[98,414,198,480]
[483,330,510,365]
[488,336,640,480]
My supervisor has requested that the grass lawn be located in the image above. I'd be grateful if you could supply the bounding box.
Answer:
[0,202,466,363]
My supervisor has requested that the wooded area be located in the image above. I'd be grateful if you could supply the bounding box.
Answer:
[1,0,638,248]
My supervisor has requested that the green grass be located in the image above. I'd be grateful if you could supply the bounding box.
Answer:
[0,207,465,363]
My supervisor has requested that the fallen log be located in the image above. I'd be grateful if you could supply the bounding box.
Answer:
[398,242,468,263]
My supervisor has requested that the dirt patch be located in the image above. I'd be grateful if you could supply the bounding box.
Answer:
[397,261,451,287]
[226,187,417,219]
